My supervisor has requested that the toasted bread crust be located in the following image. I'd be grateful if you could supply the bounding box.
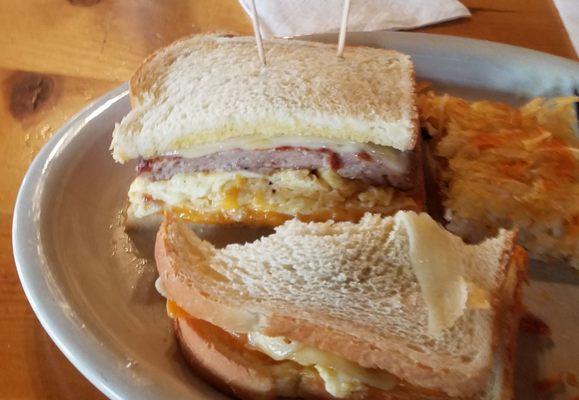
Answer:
[128,33,226,108]
[174,317,278,400]
[493,246,527,400]
[173,309,522,400]
[174,316,333,400]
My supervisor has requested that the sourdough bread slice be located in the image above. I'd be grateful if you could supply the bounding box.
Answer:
[111,34,418,162]
[156,212,525,397]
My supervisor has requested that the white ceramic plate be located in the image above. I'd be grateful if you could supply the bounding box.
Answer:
[13,32,579,400]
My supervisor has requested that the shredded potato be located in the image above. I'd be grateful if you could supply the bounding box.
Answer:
[418,91,579,267]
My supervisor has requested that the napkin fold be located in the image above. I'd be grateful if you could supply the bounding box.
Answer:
[238,0,471,38]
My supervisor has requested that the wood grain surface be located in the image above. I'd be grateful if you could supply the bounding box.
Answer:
[0,0,575,399]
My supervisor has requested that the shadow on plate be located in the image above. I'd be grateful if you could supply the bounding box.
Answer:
[124,222,274,306]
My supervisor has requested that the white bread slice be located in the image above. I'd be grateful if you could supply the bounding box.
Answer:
[155,212,526,397]
[111,34,418,162]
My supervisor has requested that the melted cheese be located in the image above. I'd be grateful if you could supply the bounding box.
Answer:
[172,207,292,226]
[466,282,491,309]
[166,299,190,319]
[397,212,490,336]
[172,205,369,227]
[165,135,408,174]
[247,332,396,398]
[315,366,364,398]
[154,277,168,298]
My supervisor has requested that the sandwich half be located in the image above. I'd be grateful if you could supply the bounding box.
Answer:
[111,34,423,227]
[155,211,527,399]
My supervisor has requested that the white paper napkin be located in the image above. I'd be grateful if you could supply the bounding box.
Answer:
[238,0,471,38]
[553,0,579,56]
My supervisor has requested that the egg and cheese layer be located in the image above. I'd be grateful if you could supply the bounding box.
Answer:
[129,169,419,225]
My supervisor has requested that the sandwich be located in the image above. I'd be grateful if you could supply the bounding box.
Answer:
[111,34,423,227]
[155,211,527,399]
[418,91,579,268]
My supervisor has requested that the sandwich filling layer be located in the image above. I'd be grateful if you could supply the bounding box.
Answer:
[169,300,519,400]
[166,299,397,398]
[245,331,397,397]
[129,169,420,224]
[136,136,415,189]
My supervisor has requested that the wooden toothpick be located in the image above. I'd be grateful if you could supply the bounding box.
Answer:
[249,0,266,66]
[337,0,351,58]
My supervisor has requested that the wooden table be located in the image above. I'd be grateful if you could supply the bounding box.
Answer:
[0,1,575,398]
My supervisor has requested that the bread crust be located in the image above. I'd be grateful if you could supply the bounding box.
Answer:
[492,246,528,400]
[172,308,523,400]
[407,63,420,151]
[128,33,230,108]
[174,315,451,400]
[174,317,279,400]
[174,315,334,400]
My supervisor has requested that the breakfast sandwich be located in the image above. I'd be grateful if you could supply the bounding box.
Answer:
[111,34,424,227]
[418,92,579,267]
[155,211,527,400]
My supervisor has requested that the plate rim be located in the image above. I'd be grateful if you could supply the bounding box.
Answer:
[11,31,579,400]
[312,31,579,67]
[12,84,130,400]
